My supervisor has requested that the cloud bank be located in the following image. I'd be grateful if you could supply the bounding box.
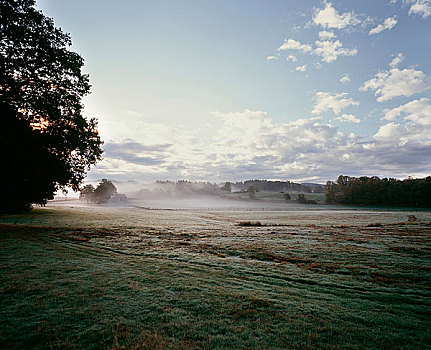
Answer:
[90,109,431,183]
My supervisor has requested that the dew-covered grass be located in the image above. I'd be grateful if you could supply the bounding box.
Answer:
[1,203,430,349]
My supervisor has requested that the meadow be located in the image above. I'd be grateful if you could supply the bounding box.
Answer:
[0,201,430,349]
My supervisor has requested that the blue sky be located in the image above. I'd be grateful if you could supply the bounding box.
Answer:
[36,0,431,183]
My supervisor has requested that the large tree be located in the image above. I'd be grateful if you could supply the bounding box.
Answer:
[93,179,117,204]
[78,179,117,204]
[0,0,103,212]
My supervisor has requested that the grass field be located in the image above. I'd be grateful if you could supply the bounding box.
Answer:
[1,204,430,349]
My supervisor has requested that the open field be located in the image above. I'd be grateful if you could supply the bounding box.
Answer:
[1,202,431,349]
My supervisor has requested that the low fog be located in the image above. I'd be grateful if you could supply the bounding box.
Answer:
[51,179,324,211]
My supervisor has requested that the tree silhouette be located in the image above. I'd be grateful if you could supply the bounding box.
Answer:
[297,194,306,204]
[324,175,431,207]
[247,186,258,199]
[79,184,95,203]
[283,193,291,200]
[92,179,117,204]
[0,0,103,212]
[221,182,232,192]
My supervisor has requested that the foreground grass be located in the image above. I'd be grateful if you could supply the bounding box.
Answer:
[0,206,430,349]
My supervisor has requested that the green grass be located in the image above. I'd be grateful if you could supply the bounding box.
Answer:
[1,206,430,349]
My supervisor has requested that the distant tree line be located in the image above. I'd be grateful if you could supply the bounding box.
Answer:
[325,175,431,207]
[231,180,323,193]
[157,180,222,197]
[130,179,324,199]
[131,180,223,199]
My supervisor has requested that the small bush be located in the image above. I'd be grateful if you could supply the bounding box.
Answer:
[236,221,262,227]
[408,215,417,222]
[367,223,383,227]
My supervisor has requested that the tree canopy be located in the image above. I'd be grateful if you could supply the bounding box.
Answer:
[79,179,117,204]
[79,184,96,203]
[93,179,117,204]
[0,0,103,212]
[221,182,232,192]
[325,175,431,207]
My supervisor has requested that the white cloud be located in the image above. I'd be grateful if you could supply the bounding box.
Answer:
[313,2,361,29]
[312,92,360,115]
[315,40,358,63]
[360,67,430,102]
[89,109,431,182]
[318,30,337,40]
[406,0,431,18]
[384,98,431,125]
[217,110,431,180]
[376,97,431,149]
[266,55,279,61]
[369,17,397,35]
[340,74,351,83]
[274,29,356,66]
[333,114,361,123]
[278,38,312,52]
[389,53,405,68]
[296,64,307,72]
[374,119,431,146]
[374,122,404,141]
[212,111,348,177]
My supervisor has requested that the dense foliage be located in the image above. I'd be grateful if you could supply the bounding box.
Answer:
[79,179,117,204]
[325,175,431,207]
[0,0,103,212]
[79,184,96,203]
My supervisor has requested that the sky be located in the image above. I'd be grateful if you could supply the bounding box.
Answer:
[36,0,431,183]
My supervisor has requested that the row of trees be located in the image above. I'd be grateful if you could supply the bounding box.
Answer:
[79,179,117,204]
[325,175,431,207]
[130,180,225,199]
[154,180,222,197]
[226,180,323,193]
